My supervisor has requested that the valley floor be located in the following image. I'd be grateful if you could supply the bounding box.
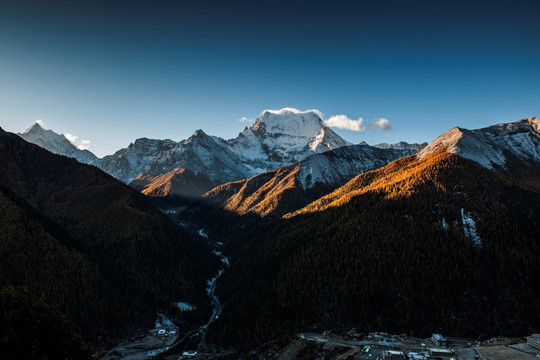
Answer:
[158,331,540,360]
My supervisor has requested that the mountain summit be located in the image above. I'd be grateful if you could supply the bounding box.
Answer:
[417,117,540,170]
[228,108,350,173]
[18,122,98,164]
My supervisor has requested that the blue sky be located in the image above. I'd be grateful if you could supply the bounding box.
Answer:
[1,0,539,157]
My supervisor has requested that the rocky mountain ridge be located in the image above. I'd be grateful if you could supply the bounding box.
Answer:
[96,109,352,185]
[17,109,422,199]
[417,117,540,170]
[202,143,419,217]
[18,123,98,164]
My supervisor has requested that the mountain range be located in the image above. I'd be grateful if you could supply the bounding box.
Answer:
[202,143,419,217]
[5,112,540,356]
[202,117,540,348]
[93,108,351,186]
[18,109,424,200]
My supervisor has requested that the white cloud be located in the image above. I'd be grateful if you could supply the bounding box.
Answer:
[370,118,392,131]
[79,139,91,150]
[238,116,254,123]
[261,107,324,120]
[324,115,366,132]
[64,133,91,150]
[35,119,45,128]
[64,133,79,144]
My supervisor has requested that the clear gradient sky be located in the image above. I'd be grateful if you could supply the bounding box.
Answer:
[1,0,539,157]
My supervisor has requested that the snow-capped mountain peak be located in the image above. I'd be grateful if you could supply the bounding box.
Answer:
[254,108,325,138]
[23,122,43,134]
[308,126,351,152]
[417,117,540,169]
[228,108,351,173]
[18,122,98,164]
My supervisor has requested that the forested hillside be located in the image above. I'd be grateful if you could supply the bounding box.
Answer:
[0,286,93,360]
[207,151,540,347]
[0,128,219,347]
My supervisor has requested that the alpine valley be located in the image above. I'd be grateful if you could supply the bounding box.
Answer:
[2,110,540,359]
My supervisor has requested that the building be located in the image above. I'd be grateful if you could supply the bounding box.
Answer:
[408,352,428,360]
[527,335,540,350]
[384,350,406,360]
[429,348,453,357]
[432,333,448,347]
[376,340,396,349]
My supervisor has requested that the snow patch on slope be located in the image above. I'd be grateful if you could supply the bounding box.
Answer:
[296,144,419,190]
[198,229,208,238]
[176,302,196,311]
[461,208,482,247]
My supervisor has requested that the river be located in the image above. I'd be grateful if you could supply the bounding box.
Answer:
[102,228,229,359]
[196,229,229,351]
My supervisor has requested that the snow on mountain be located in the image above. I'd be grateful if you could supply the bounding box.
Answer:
[96,130,249,184]
[95,137,177,183]
[97,108,353,186]
[203,143,419,217]
[296,143,420,190]
[228,108,350,173]
[374,141,427,152]
[18,109,427,199]
[18,123,98,164]
[417,117,540,169]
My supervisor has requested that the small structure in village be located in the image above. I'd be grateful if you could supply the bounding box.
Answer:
[384,350,406,360]
[527,335,540,350]
[432,333,448,347]
[429,347,453,357]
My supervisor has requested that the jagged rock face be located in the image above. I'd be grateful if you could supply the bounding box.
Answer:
[95,131,249,184]
[18,123,98,164]
[417,117,540,170]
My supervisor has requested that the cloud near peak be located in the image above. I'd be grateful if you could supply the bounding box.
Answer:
[324,115,365,132]
[261,107,324,120]
[370,118,392,131]
[324,115,393,133]
[64,133,91,150]
[238,108,392,133]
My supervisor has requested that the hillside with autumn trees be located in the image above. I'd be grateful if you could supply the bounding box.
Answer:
[205,151,540,347]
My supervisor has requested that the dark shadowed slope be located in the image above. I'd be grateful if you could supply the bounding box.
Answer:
[0,127,219,344]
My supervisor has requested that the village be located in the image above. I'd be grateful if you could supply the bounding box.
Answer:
[291,331,540,360]
[100,323,540,360]
[101,313,181,360]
